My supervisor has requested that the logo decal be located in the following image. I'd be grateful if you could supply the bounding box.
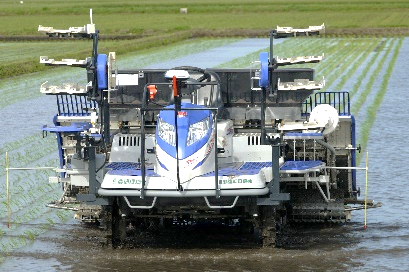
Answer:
[113,178,142,185]
[219,178,253,184]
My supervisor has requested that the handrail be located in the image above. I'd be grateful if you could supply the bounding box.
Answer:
[303,91,350,116]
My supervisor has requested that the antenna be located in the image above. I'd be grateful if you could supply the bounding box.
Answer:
[90,9,93,24]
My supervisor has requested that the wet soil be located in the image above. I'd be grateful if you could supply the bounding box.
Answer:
[1,219,360,272]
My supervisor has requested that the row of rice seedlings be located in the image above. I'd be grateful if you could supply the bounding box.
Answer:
[0,180,68,233]
[0,179,54,220]
[280,38,341,72]
[275,37,333,61]
[2,144,56,168]
[3,145,56,168]
[0,66,84,109]
[286,38,352,77]
[331,38,389,114]
[277,38,321,57]
[0,161,57,196]
[283,37,353,67]
[0,138,56,176]
[0,134,48,154]
[326,39,380,90]
[0,156,58,186]
[9,193,60,226]
[0,178,59,217]
[0,209,72,255]
[0,158,56,195]
[277,38,336,72]
[12,177,57,208]
[332,38,382,92]
[0,160,59,217]
[319,38,366,72]
[301,38,364,107]
[348,44,388,100]
[322,38,383,111]
[0,149,69,254]
[0,169,38,192]
[313,38,352,77]
[0,172,57,213]
[356,37,403,164]
[351,38,397,116]
[318,39,370,87]
[0,132,55,157]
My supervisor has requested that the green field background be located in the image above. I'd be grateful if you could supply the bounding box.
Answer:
[0,0,408,35]
[0,0,408,78]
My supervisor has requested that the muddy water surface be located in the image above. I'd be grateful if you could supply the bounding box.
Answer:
[2,220,362,272]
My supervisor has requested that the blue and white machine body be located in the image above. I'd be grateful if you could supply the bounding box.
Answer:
[155,103,215,184]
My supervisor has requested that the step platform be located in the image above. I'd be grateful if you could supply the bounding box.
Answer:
[279,160,324,174]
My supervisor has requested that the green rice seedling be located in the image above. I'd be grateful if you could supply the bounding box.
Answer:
[45,217,54,225]
[9,237,18,248]
[23,230,36,241]
[13,215,23,225]
[1,243,9,254]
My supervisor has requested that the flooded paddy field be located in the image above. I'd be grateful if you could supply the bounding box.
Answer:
[1,37,409,271]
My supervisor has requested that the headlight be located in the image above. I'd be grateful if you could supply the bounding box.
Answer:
[187,117,210,146]
[158,118,175,146]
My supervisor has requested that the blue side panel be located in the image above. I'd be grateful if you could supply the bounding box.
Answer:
[97,54,107,90]
[259,52,269,88]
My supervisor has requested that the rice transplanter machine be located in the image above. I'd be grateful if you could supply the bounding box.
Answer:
[37,14,376,247]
